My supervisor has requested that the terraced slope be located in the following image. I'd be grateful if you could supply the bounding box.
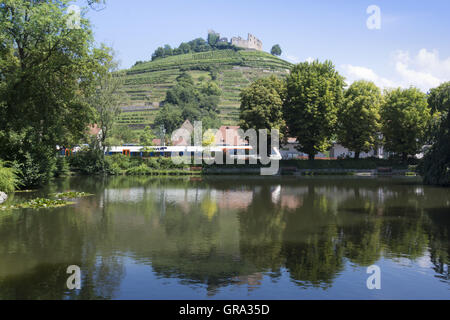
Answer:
[117,49,292,127]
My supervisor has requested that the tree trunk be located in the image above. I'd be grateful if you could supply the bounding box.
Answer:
[308,154,315,161]
[354,151,360,159]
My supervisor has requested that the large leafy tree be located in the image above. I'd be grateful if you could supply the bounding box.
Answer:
[423,82,450,186]
[0,0,110,186]
[337,80,382,159]
[239,75,286,140]
[380,88,431,162]
[270,44,282,56]
[283,60,345,160]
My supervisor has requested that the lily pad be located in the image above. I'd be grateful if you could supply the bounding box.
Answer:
[51,191,94,199]
[0,198,74,210]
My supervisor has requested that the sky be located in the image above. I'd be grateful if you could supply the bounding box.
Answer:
[76,0,450,92]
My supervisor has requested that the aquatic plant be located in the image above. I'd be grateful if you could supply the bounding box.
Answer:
[52,191,94,199]
[1,198,74,210]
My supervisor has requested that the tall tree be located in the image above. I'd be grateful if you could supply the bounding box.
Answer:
[89,47,122,154]
[422,82,450,186]
[207,31,220,48]
[271,44,282,56]
[0,0,108,186]
[337,80,382,159]
[422,102,450,186]
[239,75,286,140]
[283,60,345,160]
[381,88,431,162]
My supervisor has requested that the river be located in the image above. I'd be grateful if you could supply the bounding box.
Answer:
[0,176,448,299]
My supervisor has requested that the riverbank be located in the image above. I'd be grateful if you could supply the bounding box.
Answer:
[67,154,418,177]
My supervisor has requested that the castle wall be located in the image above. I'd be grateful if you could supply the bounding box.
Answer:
[231,33,262,51]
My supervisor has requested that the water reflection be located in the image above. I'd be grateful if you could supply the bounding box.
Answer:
[0,176,449,299]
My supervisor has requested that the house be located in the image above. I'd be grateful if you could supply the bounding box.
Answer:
[215,126,248,146]
[171,120,194,146]
[280,138,330,159]
[330,144,385,159]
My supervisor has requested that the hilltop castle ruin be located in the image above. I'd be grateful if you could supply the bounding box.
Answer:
[209,30,263,51]
[231,33,263,51]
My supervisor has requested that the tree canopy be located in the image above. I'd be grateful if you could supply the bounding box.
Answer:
[283,60,345,160]
[380,88,431,161]
[239,75,286,140]
[271,44,282,56]
[0,0,112,186]
[155,73,222,134]
[337,80,382,159]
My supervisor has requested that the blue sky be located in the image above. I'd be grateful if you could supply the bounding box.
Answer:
[77,0,450,92]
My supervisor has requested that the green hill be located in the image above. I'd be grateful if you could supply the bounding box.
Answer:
[117,49,292,127]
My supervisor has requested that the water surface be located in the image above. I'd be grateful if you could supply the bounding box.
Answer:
[0,176,449,299]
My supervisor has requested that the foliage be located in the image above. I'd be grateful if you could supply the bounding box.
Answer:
[55,156,70,178]
[155,73,222,133]
[239,75,286,140]
[0,0,112,187]
[151,33,240,61]
[108,125,139,145]
[154,104,184,135]
[0,161,20,193]
[52,191,94,199]
[68,147,107,175]
[381,88,431,161]
[140,126,156,146]
[0,198,73,210]
[422,106,450,186]
[271,44,282,56]
[283,60,345,160]
[89,47,123,153]
[428,81,450,114]
[207,31,220,48]
[337,81,382,159]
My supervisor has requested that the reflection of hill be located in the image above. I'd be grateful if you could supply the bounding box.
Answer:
[0,176,448,298]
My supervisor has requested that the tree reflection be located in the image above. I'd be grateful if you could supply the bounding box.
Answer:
[0,176,448,298]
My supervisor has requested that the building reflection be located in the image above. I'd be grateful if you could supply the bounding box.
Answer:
[0,176,448,298]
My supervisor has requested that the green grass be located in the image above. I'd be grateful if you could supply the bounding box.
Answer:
[117,50,292,127]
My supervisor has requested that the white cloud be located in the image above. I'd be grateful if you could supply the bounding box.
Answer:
[341,64,397,88]
[284,54,314,64]
[340,49,450,92]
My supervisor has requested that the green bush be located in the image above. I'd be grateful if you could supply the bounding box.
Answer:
[0,161,20,193]
[105,154,132,171]
[16,152,56,187]
[126,163,152,175]
[68,147,106,175]
[55,156,70,177]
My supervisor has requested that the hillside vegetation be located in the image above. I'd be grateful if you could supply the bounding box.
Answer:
[117,49,292,127]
